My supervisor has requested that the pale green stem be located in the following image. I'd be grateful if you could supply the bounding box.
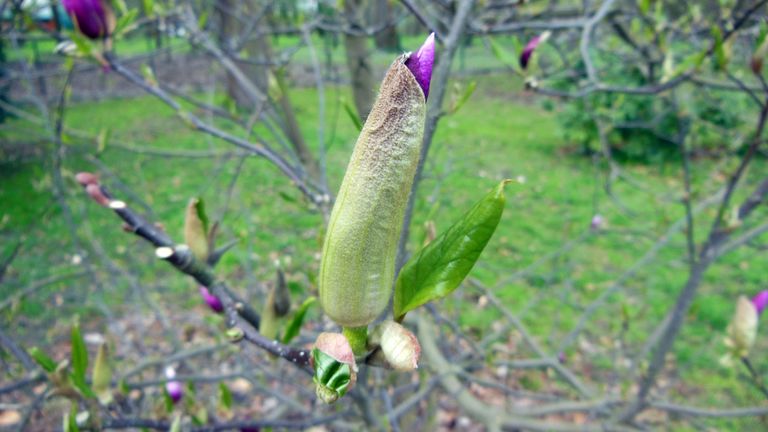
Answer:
[342,326,368,355]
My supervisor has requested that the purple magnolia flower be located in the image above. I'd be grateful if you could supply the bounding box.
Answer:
[590,214,605,231]
[752,290,768,316]
[164,366,183,403]
[199,286,224,313]
[405,33,435,100]
[62,0,114,40]
[165,380,183,403]
[520,31,551,70]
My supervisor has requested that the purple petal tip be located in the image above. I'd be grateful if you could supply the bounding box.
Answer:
[199,286,224,313]
[165,381,183,403]
[752,290,768,316]
[520,31,551,70]
[405,33,435,100]
[62,0,112,40]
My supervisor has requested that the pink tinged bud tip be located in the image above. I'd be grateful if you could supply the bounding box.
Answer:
[199,286,224,313]
[752,290,768,316]
[405,33,435,100]
[62,0,113,40]
[165,380,183,403]
[520,31,551,70]
[75,172,99,186]
[85,184,110,207]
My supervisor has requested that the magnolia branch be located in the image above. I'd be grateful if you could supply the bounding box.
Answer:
[75,178,312,370]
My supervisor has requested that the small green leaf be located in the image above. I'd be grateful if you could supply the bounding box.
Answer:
[96,129,109,154]
[142,0,155,17]
[278,191,298,203]
[711,25,728,71]
[219,382,233,410]
[450,80,477,114]
[68,31,93,57]
[185,198,210,261]
[198,11,209,29]
[70,324,89,390]
[193,198,210,234]
[672,50,707,77]
[140,64,157,87]
[192,406,208,425]
[758,21,768,48]
[312,348,352,401]
[394,180,509,321]
[342,99,363,132]
[487,37,518,71]
[91,342,112,405]
[638,0,651,14]
[63,403,79,432]
[169,414,182,432]
[114,8,139,36]
[267,70,285,101]
[162,386,174,413]
[114,0,128,14]
[29,347,57,372]
[282,297,316,344]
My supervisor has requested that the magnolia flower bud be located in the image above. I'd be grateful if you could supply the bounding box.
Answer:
[62,0,115,40]
[590,214,605,231]
[753,290,768,316]
[164,367,183,404]
[259,289,279,340]
[86,184,110,207]
[520,31,551,70]
[311,333,357,404]
[184,198,210,262]
[319,34,434,329]
[273,267,291,317]
[199,286,224,313]
[75,172,99,186]
[368,321,421,371]
[92,342,113,405]
[722,295,758,365]
[404,32,435,100]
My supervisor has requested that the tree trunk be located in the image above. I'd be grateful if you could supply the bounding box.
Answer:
[343,0,376,121]
[372,0,400,52]
[216,0,318,177]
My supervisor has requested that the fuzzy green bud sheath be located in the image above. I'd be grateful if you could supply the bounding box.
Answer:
[319,42,432,328]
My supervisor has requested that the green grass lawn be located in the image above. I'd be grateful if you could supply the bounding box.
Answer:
[2,64,768,428]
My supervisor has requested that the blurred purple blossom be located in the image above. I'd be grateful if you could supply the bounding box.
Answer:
[590,214,605,231]
[164,367,183,403]
[165,380,183,403]
[405,33,435,100]
[752,290,768,316]
[62,0,113,40]
[199,285,224,313]
[520,31,551,70]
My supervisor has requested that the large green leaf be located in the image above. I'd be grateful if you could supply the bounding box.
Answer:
[393,180,508,321]
[282,297,316,344]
